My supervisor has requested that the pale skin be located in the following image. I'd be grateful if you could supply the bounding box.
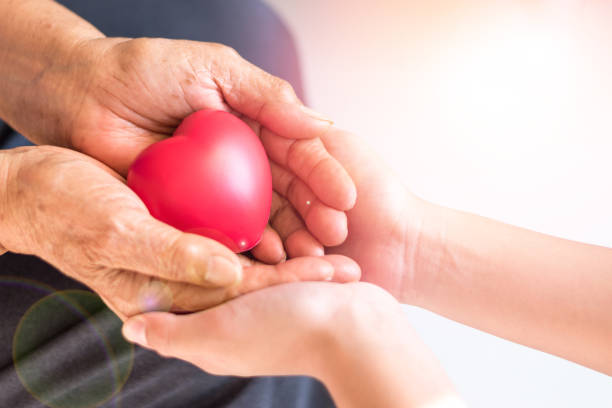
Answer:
[124,282,466,408]
[126,128,612,407]
[317,130,612,376]
[0,0,361,319]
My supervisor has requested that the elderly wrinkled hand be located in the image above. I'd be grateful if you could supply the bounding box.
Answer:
[0,146,360,320]
[14,36,357,263]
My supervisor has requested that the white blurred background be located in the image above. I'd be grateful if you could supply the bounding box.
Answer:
[266,0,612,406]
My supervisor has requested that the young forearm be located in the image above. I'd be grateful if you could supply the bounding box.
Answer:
[413,203,612,374]
[319,308,464,408]
[0,0,103,145]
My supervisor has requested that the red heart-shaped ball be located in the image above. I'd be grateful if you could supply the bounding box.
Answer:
[127,110,272,252]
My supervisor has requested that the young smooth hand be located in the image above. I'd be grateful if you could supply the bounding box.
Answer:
[259,126,425,302]
[284,128,612,375]
[122,282,463,408]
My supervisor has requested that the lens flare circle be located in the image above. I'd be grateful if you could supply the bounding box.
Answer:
[12,289,134,408]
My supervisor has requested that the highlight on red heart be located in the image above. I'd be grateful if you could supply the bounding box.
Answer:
[127,110,272,253]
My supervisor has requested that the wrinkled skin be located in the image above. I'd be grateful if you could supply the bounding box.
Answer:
[0,37,364,319]
[50,37,358,260]
[0,146,360,320]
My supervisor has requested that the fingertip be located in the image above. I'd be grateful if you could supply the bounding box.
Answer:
[265,102,334,140]
[281,256,334,282]
[321,255,361,283]
[250,226,286,264]
[299,105,334,125]
[305,207,348,247]
[285,229,324,258]
[122,316,148,346]
[206,255,243,287]
[171,233,242,286]
[308,159,357,211]
[345,182,358,210]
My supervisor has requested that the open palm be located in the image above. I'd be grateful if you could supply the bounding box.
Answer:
[261,126,423,302]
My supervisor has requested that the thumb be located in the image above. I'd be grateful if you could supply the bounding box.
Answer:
[113,213,242,287]
[122,311,216,358]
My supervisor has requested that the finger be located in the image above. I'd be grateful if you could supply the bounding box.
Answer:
[238,255,337,293]
[210,51,334,140]
[99,256,344,318]
[123,312,179,353]
[271,162,347,247]
[320,255,362,283]
[261,128,356,211]
[269,193,324,257]
[122,310,218,360]
[250,225,286,264]
[284,230,324,258]
[123,303,257,368]
[112,213,242,287]
[96,269,228,317]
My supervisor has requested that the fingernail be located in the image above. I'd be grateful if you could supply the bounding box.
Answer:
[323,266,334,281]
[206,256,242,286]
[123,317,147,346]
[301,105,334,124]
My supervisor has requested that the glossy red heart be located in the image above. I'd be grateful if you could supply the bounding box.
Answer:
[127,110,272,252]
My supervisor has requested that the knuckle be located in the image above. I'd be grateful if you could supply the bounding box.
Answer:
[165,234,212,281]
[107,212,132,237]
[98,213,130,249]
[222,45,241,59]
[211,42,241,59]
[285,175,300,202]
[172,235,207,262]
[272,77,297,101]
[91,213,140,267]
[126,37,161,56]
[13,147,61,188]
[112,37,166,73]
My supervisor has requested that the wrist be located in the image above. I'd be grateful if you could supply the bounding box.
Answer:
[307,285,392,381]
[399,196,449,306]
[316,283,462,407]
[0,0,105,146]
[0,148,22,254]
[0,149,10,254]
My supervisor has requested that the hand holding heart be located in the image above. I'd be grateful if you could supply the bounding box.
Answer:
[0,146,360,321]
[60,38,358,263]
[0,35,361,318]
